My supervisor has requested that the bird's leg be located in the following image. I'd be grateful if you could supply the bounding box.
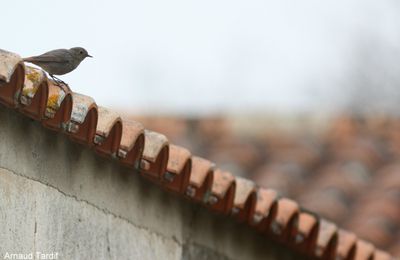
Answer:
[49,74,61,85]
[49,74,68,87]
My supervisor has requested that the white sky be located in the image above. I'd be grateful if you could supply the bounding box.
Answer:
[2,1,400,115]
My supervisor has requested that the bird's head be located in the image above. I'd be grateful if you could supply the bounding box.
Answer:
[70,47,93,61]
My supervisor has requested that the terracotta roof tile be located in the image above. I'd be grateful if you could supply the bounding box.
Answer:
[185,156,214,202]
[354,240,375,260]
[0,49,396,259]
[314,219,338,259]
[208,169,236,215]
[0,49,24,107]
[164,144,191,193]
[269,198,299,241]
[19,65,48,120]
[232,177,257,222]
[118,120,145,169]
[94,106,122,157]
[68,93,98,145]
[42,81,72,131]
[336,229,357,260]
[294,212,319,255]
[250,188,278,232]
[0,49,21,82]
[140,130,169,182]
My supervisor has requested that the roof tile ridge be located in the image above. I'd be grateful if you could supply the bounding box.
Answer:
[0,48,396,260]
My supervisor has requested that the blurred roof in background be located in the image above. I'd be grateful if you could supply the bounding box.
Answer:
[128,113,400,256]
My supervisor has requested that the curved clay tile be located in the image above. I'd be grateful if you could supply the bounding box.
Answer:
[354,240,375,260]
[185,156,214,202]
[19,66,48,120]
[208,169,236,215]
[163,144,191,193]
[250,188,278,232]
[232,177,257,223]
[294,212,319,255]
[94,106,122,157]
[336,229,357,260]
[42,81,72,131]
[0,49,24,108]
[118,119,145,169]
[68,93,98,145]
[314,219,338,260]
[269,198,299,242]
[140,130,169,182]
[0,49,21,82]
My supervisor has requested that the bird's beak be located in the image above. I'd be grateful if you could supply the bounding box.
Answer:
[87,54,93,58]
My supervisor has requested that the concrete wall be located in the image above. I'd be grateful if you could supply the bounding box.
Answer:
[0,106,302,260]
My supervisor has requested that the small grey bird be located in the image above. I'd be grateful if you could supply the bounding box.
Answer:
[23,47,92,85]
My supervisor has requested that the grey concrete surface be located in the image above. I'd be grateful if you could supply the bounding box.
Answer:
[0,106,302,260]
[0,168,181,260]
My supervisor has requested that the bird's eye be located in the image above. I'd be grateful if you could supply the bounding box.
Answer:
[80,51,84,54]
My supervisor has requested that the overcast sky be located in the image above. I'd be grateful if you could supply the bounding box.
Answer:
[2,1,400,115]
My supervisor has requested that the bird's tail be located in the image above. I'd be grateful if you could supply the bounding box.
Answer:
[22,57,34,62]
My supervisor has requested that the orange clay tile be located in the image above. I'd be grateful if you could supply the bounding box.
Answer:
[42,80,72,131]
[232,177,257,223]
[140,130,169,182]
[118,119,145,169]
[294,212,319,255]
[0,50,24,108]
[185,156,214,202]
[67,93,98,145]
[269,198,299,241]
[163,144,191,193]
[208,169,236,215]
[336,229,357,260]
[19,66,48,120]
[250,188,278,232]
[314,219,338,260]
[94,106,122,157]
[354,240,375,260]
[0,49,21,83]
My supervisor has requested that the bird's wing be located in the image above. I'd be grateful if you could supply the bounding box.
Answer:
[23,49,70,64]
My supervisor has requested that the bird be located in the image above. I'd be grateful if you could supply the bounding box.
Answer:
[23,47,92,86]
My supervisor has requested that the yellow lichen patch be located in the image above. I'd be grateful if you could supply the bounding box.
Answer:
[23,67,43,98]
[47,94,60,109]
[22,85,39,98]
[26,69,41,85]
